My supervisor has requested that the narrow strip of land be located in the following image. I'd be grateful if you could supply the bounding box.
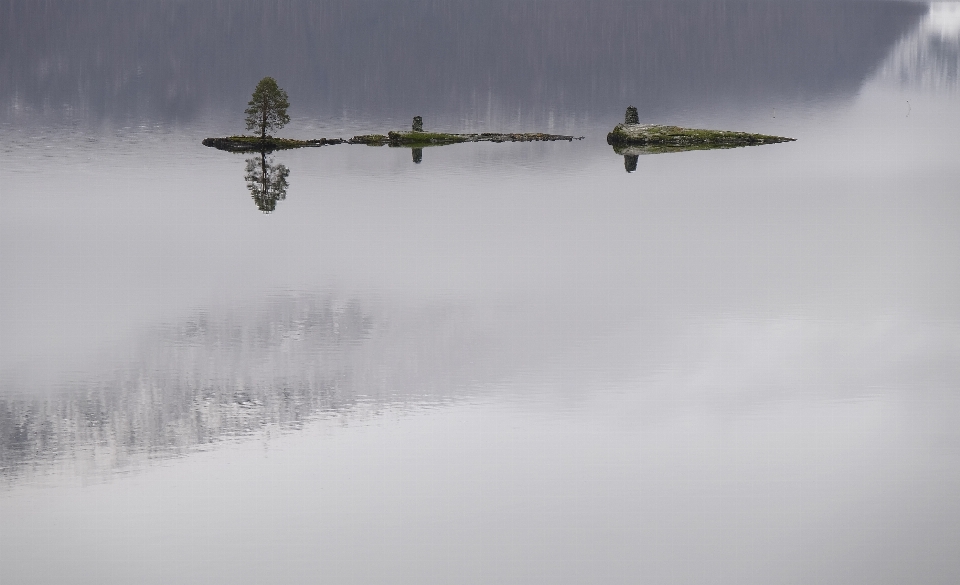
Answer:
[203,131,583,152]
[607,123,794,148]
[202,109,793,154]
[202,136,346,152]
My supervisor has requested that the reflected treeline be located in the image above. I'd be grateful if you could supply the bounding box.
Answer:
[245,151,290,213]
[1,295,370,481]
[0,293,527,483]
[1,0,929,125]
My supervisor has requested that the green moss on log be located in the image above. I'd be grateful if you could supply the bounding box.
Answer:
[387,131,582,146]
[202,135,345,152]
[348,134,389,145]
[204,131,584,151]
[606,124,794,148]
[387,131,470,146]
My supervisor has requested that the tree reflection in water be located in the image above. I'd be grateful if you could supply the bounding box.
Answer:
[244,151,290,213]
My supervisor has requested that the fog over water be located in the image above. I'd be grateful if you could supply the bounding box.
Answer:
[2,2,960,585]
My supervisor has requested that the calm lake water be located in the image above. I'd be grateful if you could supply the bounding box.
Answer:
[2,1,960,584]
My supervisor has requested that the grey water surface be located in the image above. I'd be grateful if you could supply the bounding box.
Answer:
[2,1,960,584]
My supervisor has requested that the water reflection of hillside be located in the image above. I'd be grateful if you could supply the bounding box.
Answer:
[0,294,513,483]
[1,0,926,125]
[876,3,960,90]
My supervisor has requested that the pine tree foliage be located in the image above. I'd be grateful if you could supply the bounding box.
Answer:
[244,77,290,139]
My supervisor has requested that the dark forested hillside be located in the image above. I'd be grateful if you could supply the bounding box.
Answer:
[0,0,926,125]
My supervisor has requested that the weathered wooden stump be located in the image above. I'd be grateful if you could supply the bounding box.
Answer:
[412,116,424,132]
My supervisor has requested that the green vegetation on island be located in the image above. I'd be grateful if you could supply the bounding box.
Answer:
[203,78,347,152]
[607,123,795,147]
[201,136,345,152]
[202,91,792,158]
[348,134,390,146]
[203,136,347,152]
[345,116,584,147]
[608,106,796,172]
[607,105,794,148]
[203,82,583,152]
[348,129,582,147]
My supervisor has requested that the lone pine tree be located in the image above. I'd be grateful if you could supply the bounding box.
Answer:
[245,77,291,139]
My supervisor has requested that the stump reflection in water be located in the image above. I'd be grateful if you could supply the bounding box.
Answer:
[244,151,290,213]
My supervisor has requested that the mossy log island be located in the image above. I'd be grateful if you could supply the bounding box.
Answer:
[351,131,583,147]
[203,116,584,152]
[607,123,794,148]
[606,105,794,150]
[202,136,346,152]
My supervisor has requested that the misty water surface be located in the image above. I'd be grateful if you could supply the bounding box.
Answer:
[2,2,960,584]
